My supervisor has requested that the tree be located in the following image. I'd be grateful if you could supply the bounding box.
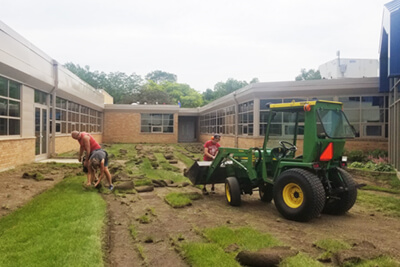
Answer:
[202,88,215,104]
[63,63,101,88]
[105,72,143,103]
[138,81,203,107]
[63,62,143,104]
[202,78,256,104]
[250,77,259,84]
[64,62,255,107]
[145,70,177,84]
[295,69,321,81]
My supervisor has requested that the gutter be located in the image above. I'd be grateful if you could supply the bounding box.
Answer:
[233,92,239,148]
[49,60,58,157]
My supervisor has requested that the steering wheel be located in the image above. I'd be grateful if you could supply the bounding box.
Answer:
[279,141,297,154]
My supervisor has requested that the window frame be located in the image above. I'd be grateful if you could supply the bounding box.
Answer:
[140,113,174,134]
[0,77,21,136]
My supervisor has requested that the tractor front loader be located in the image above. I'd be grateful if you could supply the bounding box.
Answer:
[185,100,358,222]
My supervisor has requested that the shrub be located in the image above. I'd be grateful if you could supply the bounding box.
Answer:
[367,155,389,164]
[364,161,376,170]
[368,149,388,159]
[346,150,366,162]
[349,162,364,169]
[374,162,395,172]
[349,161,395,172]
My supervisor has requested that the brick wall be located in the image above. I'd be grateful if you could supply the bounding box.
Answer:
[345,140,388,152]
[50,134,103,155]
[0,138,35,171]
[103,111,178,143]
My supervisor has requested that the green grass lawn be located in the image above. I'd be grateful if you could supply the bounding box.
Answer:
[0,175,107,267]
[357,190,400,217]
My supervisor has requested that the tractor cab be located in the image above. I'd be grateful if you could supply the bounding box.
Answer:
[263,100,355,178]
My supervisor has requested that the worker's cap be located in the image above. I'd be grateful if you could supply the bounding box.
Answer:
[212,134,221,140]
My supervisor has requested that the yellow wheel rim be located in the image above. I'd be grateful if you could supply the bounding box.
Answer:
[225,183,231,203]
[282,183,303,208]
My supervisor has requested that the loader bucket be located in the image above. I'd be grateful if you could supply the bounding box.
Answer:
[184,161,227,185]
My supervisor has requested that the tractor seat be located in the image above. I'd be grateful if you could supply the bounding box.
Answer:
[271,147,285,160]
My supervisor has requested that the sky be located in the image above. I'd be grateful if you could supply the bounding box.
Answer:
[0,0,390,92]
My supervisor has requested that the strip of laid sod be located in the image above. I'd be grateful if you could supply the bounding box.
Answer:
[0,175,106,267]
[203,226,281,251]
[181,226,282,267]
[280,253,324,267]
[165,192,202,208]
[181,242,240,267]
[137,158,188,183]
[357,190,400,217]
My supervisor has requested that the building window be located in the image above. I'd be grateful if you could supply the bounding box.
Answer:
[200,111,216,134]
[225,106,235,135]
[141,114,174,133]
[67,102,80,133]
[55,98,67,133]
[80,106,89,132]
[361,96,385,137]
[260,99,282,136]
[260,98,308,137]
[339,96,360,137]
[50,97,102,134]
[34,90,47,105]
[0,76,21,136]
[238,101,253,136]
[340,95,387,138]
[200,105,235,135]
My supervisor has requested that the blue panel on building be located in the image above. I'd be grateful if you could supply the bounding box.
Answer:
[380,30,389,92]
[379,0,400,92]
[390,11,400,77]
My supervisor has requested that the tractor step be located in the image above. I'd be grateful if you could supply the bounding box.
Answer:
[184,161,227,185]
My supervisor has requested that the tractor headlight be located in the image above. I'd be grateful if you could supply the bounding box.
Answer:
[342,156,347,162]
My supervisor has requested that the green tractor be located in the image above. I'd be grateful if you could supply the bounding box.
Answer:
[185,100,358,222]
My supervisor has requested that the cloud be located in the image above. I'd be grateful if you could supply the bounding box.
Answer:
[0,0,388,91]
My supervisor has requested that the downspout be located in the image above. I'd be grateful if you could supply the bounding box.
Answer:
[49,60,58,157]
[233,92,239,148]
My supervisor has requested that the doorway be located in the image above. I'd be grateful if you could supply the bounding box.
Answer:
[35,106,48,159]
[178,116,197,142]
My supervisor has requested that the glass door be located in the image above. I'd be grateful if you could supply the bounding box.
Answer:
[35,107,48,157]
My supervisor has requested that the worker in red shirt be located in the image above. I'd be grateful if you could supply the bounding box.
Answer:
[71,131,101,186]
[202,134,221,195]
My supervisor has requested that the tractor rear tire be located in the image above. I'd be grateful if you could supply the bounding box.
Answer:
[259,183,273,203]
[225,177,241,206]
[273,168,325,222]
[322,168,357,215]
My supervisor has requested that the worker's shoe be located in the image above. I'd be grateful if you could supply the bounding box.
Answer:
[211,186,215,194]
[109,185,114,191]
[202,187,209,195]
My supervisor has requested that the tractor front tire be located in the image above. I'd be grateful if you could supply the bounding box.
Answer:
[225,177,241,206]
[259,183,273,203]
[322,168,357,215]
[273,168,325,222]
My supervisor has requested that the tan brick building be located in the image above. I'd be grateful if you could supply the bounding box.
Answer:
[0,20,391,172]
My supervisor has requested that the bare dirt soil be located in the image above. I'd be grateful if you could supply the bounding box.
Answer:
[1,151,400,266]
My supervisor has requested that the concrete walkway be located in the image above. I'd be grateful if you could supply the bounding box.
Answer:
[38,158,80,164]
